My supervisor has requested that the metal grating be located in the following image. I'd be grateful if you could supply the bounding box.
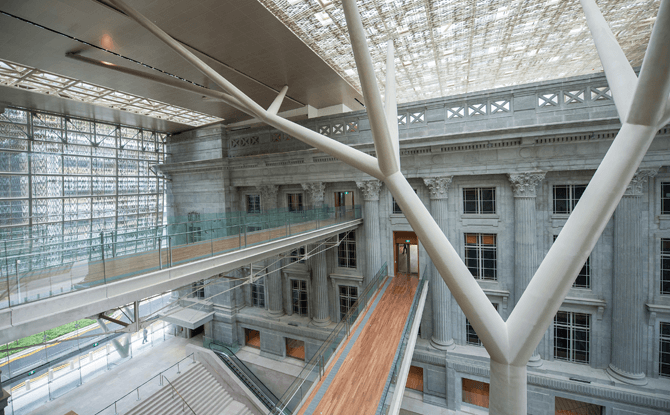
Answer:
[0,58,223,127]
[257,0,658,104]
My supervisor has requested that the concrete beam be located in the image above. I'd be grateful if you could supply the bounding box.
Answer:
[0,220,361,344]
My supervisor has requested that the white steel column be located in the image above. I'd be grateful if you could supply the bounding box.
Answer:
[266,256,284,317]
[423,176,455,350]
[308,242,331,327]
[508,172,545,366]
[607,169,657,385]
[356,180,382,287]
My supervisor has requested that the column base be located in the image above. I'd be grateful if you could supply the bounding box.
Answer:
[607,364,648,386]
[430,337,455,351]
[267,309,284,319]
[527,352,543,367]
[312,317,332,327]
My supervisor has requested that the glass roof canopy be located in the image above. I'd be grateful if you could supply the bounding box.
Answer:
[259,0,659,103]
[0,58,223,128]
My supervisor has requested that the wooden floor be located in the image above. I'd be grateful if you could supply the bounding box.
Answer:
[298,273,418,415]
[1,217,342,304]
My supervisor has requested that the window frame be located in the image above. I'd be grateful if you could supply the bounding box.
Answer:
[661,321,670,378]
[554,235,591,289]
[338,231,357,268]
[462,187,496,214]
[339,284,358,320]
[287,192,303,212]
[662,182,670,215]
[552,184,586,215]
[554,311,590,364]
[251,275,265,308]
[291,279,308,317]
[246,194,261,214]
[464,233,497,280]
[662,238,670,295]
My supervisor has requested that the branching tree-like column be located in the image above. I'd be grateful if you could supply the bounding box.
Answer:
[301,182,326,208]
[607,169,657,385]
[105,0,670,412]
[423,176,455,350]
[508,172,545,366]
[307,241,331,327]
[356,180,382,287]
[266,256,284,318]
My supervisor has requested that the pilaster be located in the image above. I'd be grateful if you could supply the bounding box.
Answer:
[423,176,455,350]
[607,168,657,385]
[508,171,545,366]
[356,180,382,287]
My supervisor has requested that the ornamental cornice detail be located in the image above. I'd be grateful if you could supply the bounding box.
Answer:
[301,182,326,204]
[623,168,659,196]
[423,176,453,199]
[356,180,382,201]
[508,171,546,198]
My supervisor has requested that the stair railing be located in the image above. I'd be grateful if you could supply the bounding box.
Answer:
[162,374,197,415]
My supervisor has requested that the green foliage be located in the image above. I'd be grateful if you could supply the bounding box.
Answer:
[0,319,97,359]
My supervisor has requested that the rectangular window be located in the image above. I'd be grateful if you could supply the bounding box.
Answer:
[661,322,670,377]
[406,366,424,392]
[464,233,497,280]
[553,184,586,214]
[290,246,306,263]
[662,183,670,215]
[245,329,261,349]
[252,276,265,308]
[554,311,590,364]
[466,303,498,346]
[554,235,590,288]
[287,193,303,212]
[462,378,489,409]
[291,280,308,316]
[339,285,358,320]
[286,338,305,360]
[463,187,495,214]
[246,194,261,214]
[338,231,357,268]
[555,397,603,415]
[662,239,670,295]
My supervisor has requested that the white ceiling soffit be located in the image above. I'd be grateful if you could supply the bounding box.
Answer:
[257,0,659,103]
[0,58,223,128]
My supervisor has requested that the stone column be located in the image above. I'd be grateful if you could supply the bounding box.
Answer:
[508,171,545,366]
[301,182,326,208]
[308,242,331,326]
[266,255,284,317]
[356,180,383,287]
[257,184,278,212]
[423,176,455,350]
[607,169,657,385]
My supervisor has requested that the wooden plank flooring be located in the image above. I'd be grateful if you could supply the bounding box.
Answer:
[298,273,418,415]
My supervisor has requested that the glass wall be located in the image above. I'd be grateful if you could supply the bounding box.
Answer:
[0,107,166,268]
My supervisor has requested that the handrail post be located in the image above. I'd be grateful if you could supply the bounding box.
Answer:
[168,236,172,267]
[244,225,247,247]
[158,237,162,270]
[15,259,20,303]
[100,232,107,285]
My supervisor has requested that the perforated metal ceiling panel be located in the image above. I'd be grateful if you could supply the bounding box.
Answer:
[257,0,659,103]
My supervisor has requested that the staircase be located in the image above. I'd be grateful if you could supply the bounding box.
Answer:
[124,362,254,415]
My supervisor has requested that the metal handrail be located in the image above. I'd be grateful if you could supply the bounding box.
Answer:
[209,343,278,409]
[162,374,197,415]
[93,353,196,415]
[269,261,388,415]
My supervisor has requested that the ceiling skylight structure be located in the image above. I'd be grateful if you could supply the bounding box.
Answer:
[257,0,659,103]
[0,58,223,127]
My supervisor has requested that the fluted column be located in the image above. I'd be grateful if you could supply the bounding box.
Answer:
[508,171,545,366]
[356,180,382,287]
[257,184,278,211]
[301,182,326,208]
[266,256,284,317]
[607,169,657,385]
[308,242,331,327]
[423,176,455,350]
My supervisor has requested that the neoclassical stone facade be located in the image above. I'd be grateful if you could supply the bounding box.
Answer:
[163,73,670,415]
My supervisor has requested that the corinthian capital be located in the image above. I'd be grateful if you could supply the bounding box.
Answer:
[508,172,546,198]
[301,182,326,204]
[356,180,383,201]
[257,184,279,209]
[624,168,659,196]
[423,176,453,200]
